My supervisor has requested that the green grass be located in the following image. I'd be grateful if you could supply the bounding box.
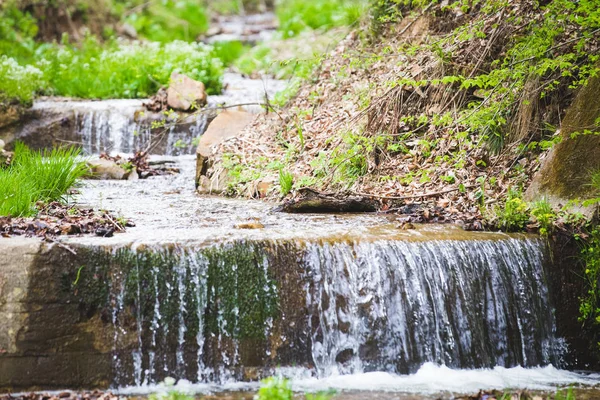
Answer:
[276,0,366,38]
[0,143,88,217]
[279,169,294,195]
[37,36,223,98]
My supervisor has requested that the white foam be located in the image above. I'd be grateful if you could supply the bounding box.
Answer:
[116,363,600,396]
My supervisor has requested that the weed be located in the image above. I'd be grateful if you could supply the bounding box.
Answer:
[279,169,294,196]
[529,198,556,236]
[494,188,529,232]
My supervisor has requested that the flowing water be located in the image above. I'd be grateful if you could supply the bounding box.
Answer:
[45,73,600,397]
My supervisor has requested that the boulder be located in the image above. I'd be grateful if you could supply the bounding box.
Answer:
[167,72,207,111]
[195,110,255,188]
[87,159,128,180]
[526,65,600,217]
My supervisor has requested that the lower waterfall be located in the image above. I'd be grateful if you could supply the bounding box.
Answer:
[75,236,563,387]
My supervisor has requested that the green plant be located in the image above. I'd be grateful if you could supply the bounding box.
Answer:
[276,0,366,38]
[495,188,529,232]
[123,0,209,43]
[12,142,88,203]
[256,377,293,400]
[555,386,576,400]
[212,41,248,66]
[0,56,45,104]
[0,143,87,217]
[579,227,600,325]
[279,169,294,196]
[530,198,557,236]
[36,36,223,98]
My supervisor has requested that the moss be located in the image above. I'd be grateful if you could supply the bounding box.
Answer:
[204,242,279,339]
[530,65,600,201]
[65,242,280,342]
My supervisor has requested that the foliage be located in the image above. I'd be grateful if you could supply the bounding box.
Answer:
[0,1,38,63]
[0,143,87,217]
[580,227,600,324]
[276,0,366,38]
[255,377,336,400]
[123,0,208,43]
[530,198,557,236]
[554,386,576,400]
[36,36,223,98]
[278,169,294,195]
[256,377,293,400]
[0,57,45,104]
[212,40,249,66]
[494,188,529,232]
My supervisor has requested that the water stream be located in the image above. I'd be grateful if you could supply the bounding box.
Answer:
[47,74,600,397]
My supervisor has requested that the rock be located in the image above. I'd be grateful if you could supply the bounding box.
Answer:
[235,222,265,229]
[526,62,600,218]
[256,179,275,198]
[0,139,4,151]
[117,23,137,39]
[167,72,207,111]
[87,159,127,180]
[195,110,255,187]
[125,167,139,180]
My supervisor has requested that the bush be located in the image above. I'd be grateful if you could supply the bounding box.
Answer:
[0,143,87,217]
[124,0,209,43]
[276,0,366,38]
[256,377,293,400]
[0,56,45,104]
[529,198,556,236]
[495,188,529,232]
[36,36,223,99]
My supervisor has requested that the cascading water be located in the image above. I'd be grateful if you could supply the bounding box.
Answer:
[87,235,563,388]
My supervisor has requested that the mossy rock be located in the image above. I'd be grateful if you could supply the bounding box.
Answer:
[526,66,600,216]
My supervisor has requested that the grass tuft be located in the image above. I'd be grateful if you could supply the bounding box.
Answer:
[0,143,88,217]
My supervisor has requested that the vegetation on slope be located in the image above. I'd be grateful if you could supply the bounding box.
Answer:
[212,0,599,225]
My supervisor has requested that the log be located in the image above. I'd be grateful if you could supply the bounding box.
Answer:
[280,188,379,213]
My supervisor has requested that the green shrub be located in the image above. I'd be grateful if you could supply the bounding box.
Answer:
[0,143,87,217]
[36,36,223,98]
[124,0,209,43]
[0,56,45,104]
[495,188,529,232]
[212,40,249,66]
[579,227,600,325]
[529,198,556,236]
[256,377,293,400]
[276,0,366,38]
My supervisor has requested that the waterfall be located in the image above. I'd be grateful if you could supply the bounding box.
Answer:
[82,235,563,388]
[74,103,208,156]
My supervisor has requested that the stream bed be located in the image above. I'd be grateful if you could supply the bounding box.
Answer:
[2,74,600,399]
